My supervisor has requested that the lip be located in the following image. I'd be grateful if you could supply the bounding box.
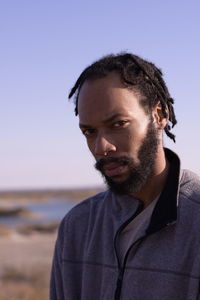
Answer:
[103,162,127,177]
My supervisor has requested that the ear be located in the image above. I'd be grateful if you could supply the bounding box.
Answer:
[152,101,168,129]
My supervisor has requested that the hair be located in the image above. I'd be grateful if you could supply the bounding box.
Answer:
[68,53,177,142]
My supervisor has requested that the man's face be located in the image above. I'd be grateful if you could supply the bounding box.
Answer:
[78,72,160,195]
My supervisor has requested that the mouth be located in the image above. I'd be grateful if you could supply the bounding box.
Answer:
[102,162,128,177]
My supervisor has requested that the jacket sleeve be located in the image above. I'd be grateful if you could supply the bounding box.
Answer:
[50,218,66,300]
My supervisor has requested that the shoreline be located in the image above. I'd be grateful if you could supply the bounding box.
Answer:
[0,187,105,299]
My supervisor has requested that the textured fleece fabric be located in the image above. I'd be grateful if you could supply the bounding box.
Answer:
[50,149,200,300]
[117,194,159,265]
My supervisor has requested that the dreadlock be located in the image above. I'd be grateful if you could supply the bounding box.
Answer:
[68,53,177,142]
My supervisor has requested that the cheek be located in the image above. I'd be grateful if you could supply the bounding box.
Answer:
[86,139,94,152]
[121,126,148,155]
[86,139,97,157]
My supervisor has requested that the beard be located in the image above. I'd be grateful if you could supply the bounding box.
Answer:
[95,122,160,195]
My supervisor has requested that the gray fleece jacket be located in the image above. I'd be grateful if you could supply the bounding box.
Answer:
[50,149,200,300]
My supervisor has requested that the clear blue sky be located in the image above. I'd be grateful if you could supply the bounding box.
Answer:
[1,0,200,190]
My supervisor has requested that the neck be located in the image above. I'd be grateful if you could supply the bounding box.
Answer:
[133,147,169,209]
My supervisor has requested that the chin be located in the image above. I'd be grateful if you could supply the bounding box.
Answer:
[105,173,130,184]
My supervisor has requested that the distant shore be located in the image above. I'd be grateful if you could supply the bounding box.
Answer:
[0,187,104,300]
[0,186,105,299]
[0,186,105,204]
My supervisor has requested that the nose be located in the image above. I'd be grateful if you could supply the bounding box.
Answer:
[94,135,116,157]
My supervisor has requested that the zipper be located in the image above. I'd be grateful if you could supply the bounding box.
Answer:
[114,236,145,300]
[113,204,143,300]
[114,217,175,299]
[114,268,124,300]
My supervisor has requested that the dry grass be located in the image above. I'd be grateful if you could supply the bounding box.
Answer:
[0,207,34,217]
[0,225,11,236]
[0,232,56,300]
[0,265,50,300]
[0,187,105,299]
[17,221,59,235]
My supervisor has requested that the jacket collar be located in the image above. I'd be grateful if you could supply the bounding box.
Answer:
[146,148,180,234]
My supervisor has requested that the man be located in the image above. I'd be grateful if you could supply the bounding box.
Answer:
[51,53,200,299]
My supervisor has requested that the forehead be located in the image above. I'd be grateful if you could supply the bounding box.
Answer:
[78,73,148,125]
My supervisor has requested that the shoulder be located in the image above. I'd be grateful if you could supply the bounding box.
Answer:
[177,170,200,235]
[69,190,109,215]
[179,169,200,204]
[60,190,109,228]
[55,190,110,250]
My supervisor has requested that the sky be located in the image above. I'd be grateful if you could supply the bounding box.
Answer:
[1,0,200,190]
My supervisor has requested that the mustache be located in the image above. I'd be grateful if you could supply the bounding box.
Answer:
[95,156,132,172]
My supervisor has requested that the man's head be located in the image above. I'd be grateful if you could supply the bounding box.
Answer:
[69,53,177,195]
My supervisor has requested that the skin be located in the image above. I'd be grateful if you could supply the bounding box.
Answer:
[78,72,169,207]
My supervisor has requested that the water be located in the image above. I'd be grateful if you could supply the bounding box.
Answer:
[0,198,76,227]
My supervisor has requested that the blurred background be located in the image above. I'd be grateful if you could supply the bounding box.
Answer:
[1,0,200,191]
[0,0,199,299]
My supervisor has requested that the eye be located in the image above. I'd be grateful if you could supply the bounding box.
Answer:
[113,120,129,128]
[81,128,96,137]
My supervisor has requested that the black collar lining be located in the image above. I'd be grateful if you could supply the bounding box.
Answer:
[146,148,180,235]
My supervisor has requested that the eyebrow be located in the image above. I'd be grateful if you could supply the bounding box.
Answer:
[79,113,125,129]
